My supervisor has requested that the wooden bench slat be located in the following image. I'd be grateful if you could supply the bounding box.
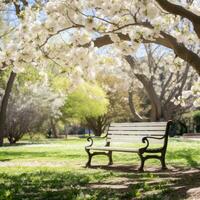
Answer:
[108,130,165,135]
[110,122,167,127]
[109,126,166,131]
[86,146,139,153]
[107,136,163,143]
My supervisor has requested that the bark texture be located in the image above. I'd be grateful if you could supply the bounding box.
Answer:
[0,72,16,146]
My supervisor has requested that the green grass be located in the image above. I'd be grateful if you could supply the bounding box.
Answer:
[0,137,199,200]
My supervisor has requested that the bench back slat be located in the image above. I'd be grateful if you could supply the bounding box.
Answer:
[107,135,163,144]
[109,126,166,131]
[107,122,168,144]
[108,130,165,135]
[111,122,167,127]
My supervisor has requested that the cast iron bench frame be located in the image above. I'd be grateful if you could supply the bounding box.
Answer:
[85,121,172,171]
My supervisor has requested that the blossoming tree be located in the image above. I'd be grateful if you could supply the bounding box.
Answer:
[0,0,200,145]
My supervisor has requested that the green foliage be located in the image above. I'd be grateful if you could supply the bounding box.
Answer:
[17,66,42,85]
[193,111,200,123]
[62,82,108,122]
[25,132,46,143]
[50,76,69,92]
[96,74,132,122]
[193,110,200,132]
[0,68,12,89]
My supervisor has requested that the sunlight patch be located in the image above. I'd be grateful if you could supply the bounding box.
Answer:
[0,161,67,167]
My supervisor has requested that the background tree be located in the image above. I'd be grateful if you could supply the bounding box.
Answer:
[84,73,134,136]
[0,64,67,143]
[125,45,197,121]
[0,0,30,145]
[0,0,200,143]
[61,82,108,136]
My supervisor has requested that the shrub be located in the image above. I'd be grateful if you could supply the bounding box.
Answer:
[193,111,200,133]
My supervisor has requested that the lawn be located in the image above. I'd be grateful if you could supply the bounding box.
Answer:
[0,137,199,200]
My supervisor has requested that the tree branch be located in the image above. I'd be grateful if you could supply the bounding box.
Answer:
[156,0,200,38]
[92,31,200,75]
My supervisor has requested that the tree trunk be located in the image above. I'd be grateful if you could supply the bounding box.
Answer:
[128,90,147,121]
[135,74,162,121]
[0,71,16,146]
[86,115,110,136]
[124,56,162,122]
[50,118,59,138]
[93,127,102,136]
[8,136,17,144]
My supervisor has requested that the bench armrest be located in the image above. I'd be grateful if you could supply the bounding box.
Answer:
[140,135,166,152]
[86,136,94,148]
[85,134,107,148]
[143,135,165,141]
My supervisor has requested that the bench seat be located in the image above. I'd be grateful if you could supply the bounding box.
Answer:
[86,146,138,153]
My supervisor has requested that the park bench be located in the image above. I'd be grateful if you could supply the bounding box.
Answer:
[85,121,172,171]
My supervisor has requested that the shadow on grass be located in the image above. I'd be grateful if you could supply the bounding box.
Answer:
[0,159,10,162]
[87,164,200,200]
[167,149,200,167]
[0,151,84,160]
[0,166,200,200]
[0,171,89,200]
[0,170,135,200]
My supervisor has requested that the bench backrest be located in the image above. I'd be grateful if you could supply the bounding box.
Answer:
[106,122,169,145]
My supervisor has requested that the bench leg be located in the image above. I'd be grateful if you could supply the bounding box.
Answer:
[85,149,92,167]
[138,153,145,172]
[160,155,167,170]
[138,153,167,171]
[108,151,113,165]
